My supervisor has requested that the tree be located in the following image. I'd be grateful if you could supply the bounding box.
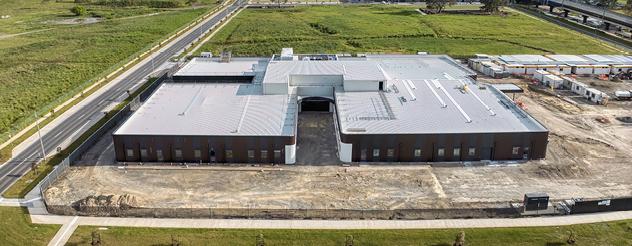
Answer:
[171,235,181,246]
[186,0,200,6]
[345,234,354,246]
[256,233,265,246]
[70,5,87,16]
[91,230,101,246]
[625,0,632,14]
[597,0,616,7]
[480,0,507,13]
[426,0,457,14]
[567,230,577,245]
[453,231,465,246]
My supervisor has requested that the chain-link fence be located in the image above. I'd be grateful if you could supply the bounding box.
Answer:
[45,204,520,220]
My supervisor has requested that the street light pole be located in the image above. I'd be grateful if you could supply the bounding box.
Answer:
[34,113,47,162]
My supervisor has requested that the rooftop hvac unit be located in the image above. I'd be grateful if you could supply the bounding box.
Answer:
[281,48,294,61]
[220,50,231,63]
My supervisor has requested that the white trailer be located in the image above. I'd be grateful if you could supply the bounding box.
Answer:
[592,65,611,75]
[572,65,594,75]
[543,74,564,89]
[533,70,550,82]
[571,81,588,95]
[584,88,607,104]
[614,90,632,100]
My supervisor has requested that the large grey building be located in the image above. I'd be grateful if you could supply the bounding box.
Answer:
[113,49,549,164]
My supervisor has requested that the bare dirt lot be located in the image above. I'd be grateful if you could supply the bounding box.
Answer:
[45,77,632,212]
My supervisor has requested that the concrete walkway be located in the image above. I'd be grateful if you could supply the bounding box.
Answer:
[7,186,632,244]
[29,211,632,230]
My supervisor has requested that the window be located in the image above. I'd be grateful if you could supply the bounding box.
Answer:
[225,150,233,159]
[174,149,182,159]
[248,150,255,159]
[274,150,281,160]
[387,149,394,158]
[140,149,148,159]
[453,148,460,157]
[523,147,530,154]
[468,147,476,156]
[437,148,445,157]
[512,147,520,155]
[373,149,380,158]
[156,150,164,162]
[261,150,268,162]
[194,149,201,160]
[360,149,367,161]
[126,149,134,158]
[414,149,422,157]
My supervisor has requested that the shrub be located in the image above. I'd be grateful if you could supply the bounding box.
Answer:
[70,5,87,16]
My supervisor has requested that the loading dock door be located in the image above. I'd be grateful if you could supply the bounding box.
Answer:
[301,99,330,112]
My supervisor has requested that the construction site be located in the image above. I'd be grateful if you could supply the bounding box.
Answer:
[42,53,632,219]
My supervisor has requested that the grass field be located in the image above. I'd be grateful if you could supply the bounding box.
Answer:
[1,77,158,199]
[66,220,632,246]
[0,0,216,150]
[0,207,60,246]
[199,5,622,58]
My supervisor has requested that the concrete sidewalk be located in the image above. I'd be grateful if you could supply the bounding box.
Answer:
[30,211,632,230]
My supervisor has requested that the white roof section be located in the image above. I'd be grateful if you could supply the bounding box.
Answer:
[583,55,632,64]
[262,60,387,85]
[174,58,259,76]
[281,48,293,58]
[114,83,296,136]
[364,55,476,80]
[545,55,592,65]
[491,83,523,92]
[499,55,554,64]
[335,79,546,135]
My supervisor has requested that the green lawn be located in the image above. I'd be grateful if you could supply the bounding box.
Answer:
[0,0,217,148]
[199,5,621,58]
[0,207,60,246]
[66,220,632,245]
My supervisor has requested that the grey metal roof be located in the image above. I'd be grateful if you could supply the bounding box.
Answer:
[364,55,476,80]
[492,83,524,93]
[583,55,632,65]
[262,60,387,85]
[335,79,547,135]
[173,58,263,77]
[114,83,296,136]
[499,55,557,65]
[545,55,594,65]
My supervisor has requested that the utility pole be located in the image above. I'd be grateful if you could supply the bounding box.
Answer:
[34,113,47,162]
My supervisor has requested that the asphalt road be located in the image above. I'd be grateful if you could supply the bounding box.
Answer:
[0,1,245,194]
[514,5,631,52]
[545,0,632,29]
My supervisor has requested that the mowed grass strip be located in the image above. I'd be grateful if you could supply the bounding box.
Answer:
[0,207,60,246]
[0,2,213,146]
[66,220,632,246]
[200,5,621,57]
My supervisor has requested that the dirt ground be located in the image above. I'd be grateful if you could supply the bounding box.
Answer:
[45,77,632,211]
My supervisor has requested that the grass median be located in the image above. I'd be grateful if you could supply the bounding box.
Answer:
[66,219,632,245]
